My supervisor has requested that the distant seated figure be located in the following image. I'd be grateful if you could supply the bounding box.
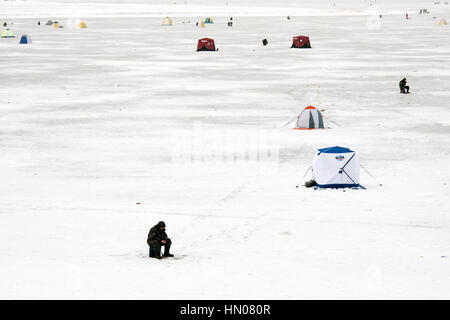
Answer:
[399,77,410,93]
[147,221,173,259]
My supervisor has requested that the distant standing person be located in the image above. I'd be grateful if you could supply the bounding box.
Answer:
[147,221,174,259]
[399,77,410,94]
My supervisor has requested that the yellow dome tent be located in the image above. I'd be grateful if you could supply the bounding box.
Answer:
[161,17,173,26]
[438,19,448,25]
[79,21,87,28]
[53,22,61,28]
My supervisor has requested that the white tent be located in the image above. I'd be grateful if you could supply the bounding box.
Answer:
[311,146,361,188]
[294,106,324,129]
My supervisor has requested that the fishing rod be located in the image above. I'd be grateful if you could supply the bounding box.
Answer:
[296,166,311,188]
[282,117,297,128]
[360,163,382,186]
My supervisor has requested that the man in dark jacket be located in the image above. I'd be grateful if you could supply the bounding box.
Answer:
[147,221,173,259]
[399,78,410,93]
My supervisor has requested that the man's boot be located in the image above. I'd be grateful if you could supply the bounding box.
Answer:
[163,243,173,257]
[154,245,162,259]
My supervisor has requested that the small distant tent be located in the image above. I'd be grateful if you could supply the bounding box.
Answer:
[79,21,87,28]
[311,146,361,188]
[1,29,15,38]
[291,35,311,48]
[294,106,324,130]
[161,17,173,26]
[53,22,62,28]
[197,38,216,51]
[204,17,214,24]
[46,20,53,25]
[19,34,32,44]
[439,19,448,25]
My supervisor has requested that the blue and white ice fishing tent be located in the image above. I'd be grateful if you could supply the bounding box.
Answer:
[312,146,361,188]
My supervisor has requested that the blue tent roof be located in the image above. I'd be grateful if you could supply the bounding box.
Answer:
[318,146,354,154]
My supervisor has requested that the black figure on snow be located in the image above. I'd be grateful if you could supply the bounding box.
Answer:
[147,221,174,259]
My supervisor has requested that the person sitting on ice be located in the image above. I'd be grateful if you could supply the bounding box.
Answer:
[147,221,174,259]
[399,77,410,94]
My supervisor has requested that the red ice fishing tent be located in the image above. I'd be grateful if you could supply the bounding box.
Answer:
[197,38,216,51]
[291,35,311,48]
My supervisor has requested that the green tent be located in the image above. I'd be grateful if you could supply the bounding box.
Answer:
[1,29,15,38]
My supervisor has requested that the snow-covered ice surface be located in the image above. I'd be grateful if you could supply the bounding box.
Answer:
[0,0,449,299]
